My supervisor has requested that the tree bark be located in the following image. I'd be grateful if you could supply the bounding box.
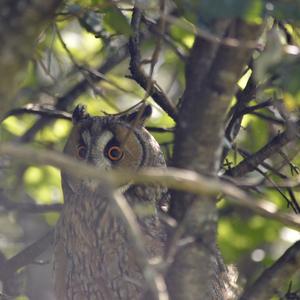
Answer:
[0,0,63,119]
[167,20,264,300]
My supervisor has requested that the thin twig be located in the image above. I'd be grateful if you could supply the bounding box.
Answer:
[122,2,174,147]
[1,104,71,123]
[18,43,128,143]
[142,16,187,61]
[236,148,300,214]
[163,14,263,50]
[146,126,174,133]
[226,129,297,177]
[55,24,102,95]
[113,191,169,300]
[0,192,62,213]
[250,111,285,125]
[1,143,300,229]
[129,7,178,121]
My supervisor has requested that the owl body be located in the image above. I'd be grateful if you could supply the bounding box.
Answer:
[54,105,168,300]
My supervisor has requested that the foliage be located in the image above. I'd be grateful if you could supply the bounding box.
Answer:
[1,0,300,299]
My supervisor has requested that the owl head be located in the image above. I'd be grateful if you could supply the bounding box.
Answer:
[62,104,166,195]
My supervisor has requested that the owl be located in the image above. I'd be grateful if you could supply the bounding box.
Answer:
[54,104,168,300]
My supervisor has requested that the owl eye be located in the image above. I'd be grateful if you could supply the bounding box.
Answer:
[107,146,123,161]
[77,145,87,159]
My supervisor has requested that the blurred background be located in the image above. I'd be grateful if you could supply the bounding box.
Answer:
[1,0,300,299]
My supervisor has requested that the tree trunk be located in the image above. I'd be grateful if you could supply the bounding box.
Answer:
[167,20,264,300]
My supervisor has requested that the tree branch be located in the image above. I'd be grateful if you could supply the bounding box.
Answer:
[113,191,169,300]
[0,230,54,281]
[0,186,168,300]
[167,18,264,300]
[226,129,297,177]
[1,104,71,123]
[0,191,62,213]
[0,143,299,229]
[129,7,178,121]
[18,43,129,143]
[239,241,300,300]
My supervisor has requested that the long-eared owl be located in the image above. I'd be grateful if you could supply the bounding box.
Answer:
[54,104,168,300]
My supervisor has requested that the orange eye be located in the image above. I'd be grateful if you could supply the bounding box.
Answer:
[77,145,87,159]
[107,146,123,161]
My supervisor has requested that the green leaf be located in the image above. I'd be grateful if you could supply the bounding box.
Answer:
[271,1,300,21]
[175,0,264,24]
[103,7,132,36]
[244,0,264,22]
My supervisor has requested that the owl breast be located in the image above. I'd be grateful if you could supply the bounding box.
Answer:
[54,105,168,300]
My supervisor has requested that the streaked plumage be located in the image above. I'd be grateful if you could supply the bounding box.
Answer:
[54,105,168,300]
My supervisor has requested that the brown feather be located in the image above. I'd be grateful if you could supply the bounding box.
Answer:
[54,107,168,300]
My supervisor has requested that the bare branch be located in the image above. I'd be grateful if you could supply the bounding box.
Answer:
[146,126,174,133]
[18,43,129,143]
[113,191,169,300]
[1,143,299,229]
[142,16,187,61]
[1,104,71,123]
[0,191,62,213]
[225,74,257,144]
[250,111,285,125]
[0,230,54,281]
[239,241,300,300]
[129,7,178,121]
[227,129,297,177]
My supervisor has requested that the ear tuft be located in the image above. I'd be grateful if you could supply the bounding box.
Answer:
[72,105,89,124]
[126,105,152,126]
